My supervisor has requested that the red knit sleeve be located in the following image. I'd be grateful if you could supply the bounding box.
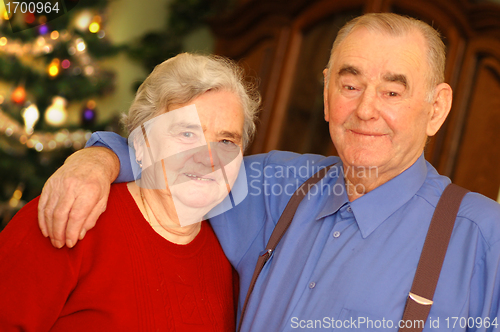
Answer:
[0,197,81,332]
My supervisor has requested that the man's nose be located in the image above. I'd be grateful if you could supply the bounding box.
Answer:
[355,89,380,121]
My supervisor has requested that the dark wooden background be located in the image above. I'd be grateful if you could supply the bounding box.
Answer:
[209,0,500,201]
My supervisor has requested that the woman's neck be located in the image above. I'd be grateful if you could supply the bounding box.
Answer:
[127,182,202,244]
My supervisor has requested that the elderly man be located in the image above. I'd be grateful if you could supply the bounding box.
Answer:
[38,13,500,331]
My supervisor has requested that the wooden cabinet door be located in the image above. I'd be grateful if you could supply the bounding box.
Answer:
[211,0,500,200]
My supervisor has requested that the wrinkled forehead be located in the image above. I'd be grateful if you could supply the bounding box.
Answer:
[153,104,200,130]
[329,27,428,77]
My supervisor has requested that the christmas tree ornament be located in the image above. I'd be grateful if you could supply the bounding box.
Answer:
[50,30,59,40]
[81,100,96,126]
[45,96,67,126]
[89,21,100,33]
[25,12,35,24]
[38,24,49,35]
[61,59,71,69]
[11,86,26,104]
[89,15,101,33]
[0,0,119,223]
[22,104,40,135]
[48,59,60,77]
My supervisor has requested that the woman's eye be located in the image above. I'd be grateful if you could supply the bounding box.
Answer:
[181,132,194,138]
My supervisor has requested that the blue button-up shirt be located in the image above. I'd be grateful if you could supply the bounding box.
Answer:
[88,132,500,331]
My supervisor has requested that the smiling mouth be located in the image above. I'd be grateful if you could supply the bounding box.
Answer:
[350,130,386,137]
[185,173,214,181]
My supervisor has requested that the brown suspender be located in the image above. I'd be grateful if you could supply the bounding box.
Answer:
[237,162,469,332]
[237,164,336,332]
[398,183,469,332]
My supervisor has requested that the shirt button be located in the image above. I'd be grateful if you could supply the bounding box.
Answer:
[309,282,316,289]
[347,206,352,213]
[333,231,341,238]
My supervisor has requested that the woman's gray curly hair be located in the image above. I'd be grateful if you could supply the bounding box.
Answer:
[122,53,261,149]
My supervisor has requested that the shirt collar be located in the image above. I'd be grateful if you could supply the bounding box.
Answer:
[351,154,428,238]
[316,165,350,220]
[316,154,428,238]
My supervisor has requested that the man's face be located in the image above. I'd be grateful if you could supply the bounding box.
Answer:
[138,89,244,225]
[324,27,435,177]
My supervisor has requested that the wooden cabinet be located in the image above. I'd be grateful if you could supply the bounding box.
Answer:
[210,0,500,200]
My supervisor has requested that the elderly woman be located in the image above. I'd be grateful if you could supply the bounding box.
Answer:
[0,53,260,331]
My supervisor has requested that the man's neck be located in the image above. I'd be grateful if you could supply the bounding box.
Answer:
[344,170,393,201]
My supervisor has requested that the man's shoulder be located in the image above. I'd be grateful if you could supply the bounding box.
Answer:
[418,165,500,246]
[458,192,500,246]
[243,151,340,176]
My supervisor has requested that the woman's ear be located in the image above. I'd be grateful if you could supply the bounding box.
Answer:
[426,83,453,136]
[133,134,144,164]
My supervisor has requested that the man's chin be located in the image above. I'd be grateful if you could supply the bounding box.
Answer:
[342,151,386,168]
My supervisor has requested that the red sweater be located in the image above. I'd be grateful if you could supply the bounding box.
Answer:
[0,183,238,332]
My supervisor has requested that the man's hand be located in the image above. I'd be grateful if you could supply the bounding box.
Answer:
[38,147,120,248]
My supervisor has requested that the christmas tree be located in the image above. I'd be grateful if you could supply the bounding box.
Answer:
[0,0,232,229]
[0,0,121,228]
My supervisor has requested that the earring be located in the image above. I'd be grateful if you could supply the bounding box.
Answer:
[136,159,142,168]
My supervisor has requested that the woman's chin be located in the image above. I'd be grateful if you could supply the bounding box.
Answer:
[174,195,221,213]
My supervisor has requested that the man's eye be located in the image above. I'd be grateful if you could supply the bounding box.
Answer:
[220,139,235,146]
[387,92,399,97]
[344,85,356,91]
[218,139,239,151]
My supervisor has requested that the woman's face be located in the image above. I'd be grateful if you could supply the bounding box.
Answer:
[137,90,245,226]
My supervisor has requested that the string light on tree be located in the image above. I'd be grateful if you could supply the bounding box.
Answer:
[76,38,86,52]
[22,104,39,135]
[74,10,93,31]
[8,184,24,209]
[45,96,67,126]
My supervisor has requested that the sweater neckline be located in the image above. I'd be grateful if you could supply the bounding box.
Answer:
[114,183,209,257]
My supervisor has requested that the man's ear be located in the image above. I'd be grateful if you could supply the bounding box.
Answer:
[323,68,330,122]
[427,83,453,136]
